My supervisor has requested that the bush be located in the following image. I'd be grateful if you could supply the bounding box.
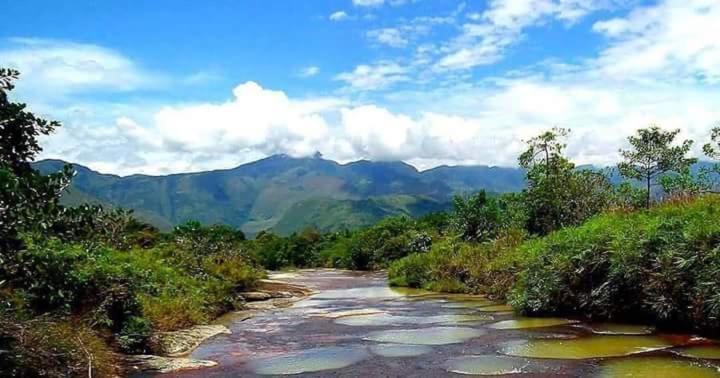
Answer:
[511,195,720,335]
[0,313,116,377]
[388,231,526,298]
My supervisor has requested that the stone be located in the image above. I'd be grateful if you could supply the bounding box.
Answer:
[125,355,217,374]
[240,291,273,301]
[149,325,231,357]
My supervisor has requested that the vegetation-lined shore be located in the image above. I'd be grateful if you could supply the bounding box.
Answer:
[3,62,720,376]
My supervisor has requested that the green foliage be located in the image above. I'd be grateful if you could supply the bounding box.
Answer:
[0,314,117,377]
[511,196,720,334]
[618,126,697,208]
[388,231,527,298]
[451,191,527,242]
[520,128,612,234]
[346,216,430,270]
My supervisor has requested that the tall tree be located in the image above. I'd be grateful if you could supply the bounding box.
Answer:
[0,68,72,255]
[519,128,611,234]
[618,126,696,208]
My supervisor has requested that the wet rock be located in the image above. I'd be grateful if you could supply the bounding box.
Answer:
[258,279,315,297]
[125,355,217,374]
[149,325,231,357]
[240,291,273,301]
[316,308,387,319]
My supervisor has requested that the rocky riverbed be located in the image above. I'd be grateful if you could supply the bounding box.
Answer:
[135,269,720,377]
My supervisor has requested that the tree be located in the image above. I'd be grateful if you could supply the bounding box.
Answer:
[519,128,612,234]
[0,68,73,256]
[618,126,697,208]
[703,125,720,160]
[451,191,524,242]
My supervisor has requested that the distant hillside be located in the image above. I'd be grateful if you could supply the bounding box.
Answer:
[33,155,527,235]
[272,195,452,235]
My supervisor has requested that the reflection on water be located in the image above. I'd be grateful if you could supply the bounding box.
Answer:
[446,355,548,376]
[249,346,369,375]
[335,313,492,326]
[599,356,720,378]
[488,317,577,330]
[674,346,720,360]
[369,344,433,357]
[172,270,720,377]
[365,326,486,345]
[502,335,674,359]
[583,323,656,335]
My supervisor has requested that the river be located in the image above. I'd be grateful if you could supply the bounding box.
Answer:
[167,269,720,377]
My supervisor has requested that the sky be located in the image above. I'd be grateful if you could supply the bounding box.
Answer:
[2,0,720,175]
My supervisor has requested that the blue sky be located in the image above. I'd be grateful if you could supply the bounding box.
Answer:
[2,0,719,175]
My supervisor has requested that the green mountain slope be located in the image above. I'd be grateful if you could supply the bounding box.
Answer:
[272,195,451,235]
[33,155,526,235]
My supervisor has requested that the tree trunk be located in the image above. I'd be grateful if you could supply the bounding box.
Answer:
[646,175,651,209]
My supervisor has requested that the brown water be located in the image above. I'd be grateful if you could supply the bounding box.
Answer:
[164,269,720,377]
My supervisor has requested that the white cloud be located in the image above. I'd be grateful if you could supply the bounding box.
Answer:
[353,0,385,7]
[0,38,161,96]
[329,11,349,21]
[591,0,720,84]
[436,0,623,70]
[367,28,408,47]
[353,0,412,7]
[25,2,720,176]
[298,66,320,77]
[335,61,410,91]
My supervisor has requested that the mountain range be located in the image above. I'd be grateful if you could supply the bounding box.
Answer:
[33,155,527,236]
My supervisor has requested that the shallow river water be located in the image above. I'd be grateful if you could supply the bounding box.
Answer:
[169,269,720,377]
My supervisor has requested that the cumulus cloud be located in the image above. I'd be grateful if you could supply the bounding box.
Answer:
[37,74,720,176]
[26,1,720,176]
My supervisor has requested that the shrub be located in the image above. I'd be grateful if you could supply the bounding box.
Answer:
[0,314,116,377]
[511,195,720,335]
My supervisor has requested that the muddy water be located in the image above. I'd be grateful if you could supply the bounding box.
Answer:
[168,269,720,377]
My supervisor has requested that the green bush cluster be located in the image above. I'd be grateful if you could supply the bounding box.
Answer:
[512,196,720,334]
[249,216,436,271]
[2,220,263,345]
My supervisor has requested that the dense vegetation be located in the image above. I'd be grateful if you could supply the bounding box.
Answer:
[0,69,263,376]
[388,123,720,336]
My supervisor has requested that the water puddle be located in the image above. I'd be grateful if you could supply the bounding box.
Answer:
[599,356,720,377]
[335,313,492,326]
[441,301,498,309]
[584,323,655,335]
[673,345,720,360]
[446,355,547,376]
[475,304,514,312]
[370,344,433,357]
[489,317,577,330]
[365,327,486,345]
[249,346,369,375]
[502,335,674,359]
[315,308,387,319]
[312,287,407,300]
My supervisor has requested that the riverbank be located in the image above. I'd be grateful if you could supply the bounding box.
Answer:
[124,277,315,374]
